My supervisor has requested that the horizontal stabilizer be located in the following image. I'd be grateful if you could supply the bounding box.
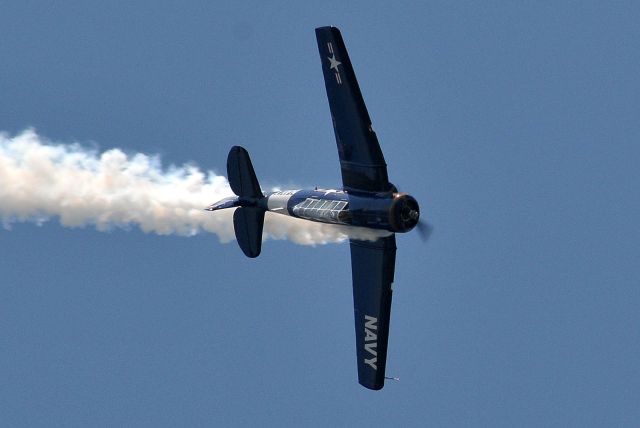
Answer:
[233,207,265,258]
[227,146,262,199]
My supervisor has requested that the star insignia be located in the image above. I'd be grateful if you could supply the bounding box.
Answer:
[328,54,341,71]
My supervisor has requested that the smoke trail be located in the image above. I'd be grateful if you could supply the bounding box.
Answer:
[0,129,388,245]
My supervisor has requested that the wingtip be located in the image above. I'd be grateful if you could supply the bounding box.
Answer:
[360,382,384,391]
[315,25,340,33]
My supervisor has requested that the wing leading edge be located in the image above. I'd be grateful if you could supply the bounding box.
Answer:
[349,235,396,390]
[315,26,392,194]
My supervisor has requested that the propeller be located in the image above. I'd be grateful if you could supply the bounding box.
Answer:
[415,219,434,243]
[391,186,432,242]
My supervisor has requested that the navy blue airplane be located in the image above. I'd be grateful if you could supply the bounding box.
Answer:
[207,26,425,390]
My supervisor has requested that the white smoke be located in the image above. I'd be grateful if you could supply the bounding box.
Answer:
[0,129,388,245]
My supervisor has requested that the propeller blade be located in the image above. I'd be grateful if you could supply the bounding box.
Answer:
[416,220,433,243]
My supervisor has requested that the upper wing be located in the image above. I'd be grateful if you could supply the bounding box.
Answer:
[315,26,391,194]
[349,235,396,390]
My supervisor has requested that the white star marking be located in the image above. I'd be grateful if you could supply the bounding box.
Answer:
[328,54,341,71]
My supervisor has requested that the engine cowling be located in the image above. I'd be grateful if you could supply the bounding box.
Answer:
[389,193,420,232]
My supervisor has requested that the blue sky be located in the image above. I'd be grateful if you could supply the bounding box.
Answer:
[1,1,639,426]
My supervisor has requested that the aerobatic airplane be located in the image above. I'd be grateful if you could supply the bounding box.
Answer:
[206,26,426,390]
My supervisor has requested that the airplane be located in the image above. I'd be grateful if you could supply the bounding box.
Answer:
[206,26,426,390]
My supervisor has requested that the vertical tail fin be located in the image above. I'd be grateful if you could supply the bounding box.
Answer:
[227,146,266,258]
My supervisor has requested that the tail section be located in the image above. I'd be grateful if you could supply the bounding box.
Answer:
[223,146,266,258]
[233,206,265,258]
[205,195,240,211]
[227,146,263,200]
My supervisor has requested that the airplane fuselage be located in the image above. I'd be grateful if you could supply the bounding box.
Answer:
[261,189,419,233]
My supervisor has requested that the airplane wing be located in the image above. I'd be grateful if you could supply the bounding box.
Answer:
[349,235,396,390]
[315,26,392,194]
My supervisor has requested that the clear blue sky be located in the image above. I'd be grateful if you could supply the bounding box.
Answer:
[2,1,639,426]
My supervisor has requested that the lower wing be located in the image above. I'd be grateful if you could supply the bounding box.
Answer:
[349,234,396,389]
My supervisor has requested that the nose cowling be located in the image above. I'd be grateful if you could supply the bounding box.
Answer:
[389,193,420,232]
